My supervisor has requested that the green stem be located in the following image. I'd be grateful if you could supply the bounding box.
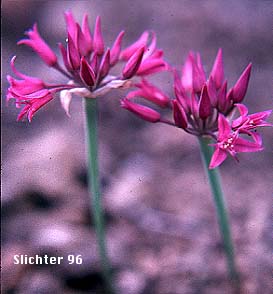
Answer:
[84,98,114,294]
[198,136,239,284]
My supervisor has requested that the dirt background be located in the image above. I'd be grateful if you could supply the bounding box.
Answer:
[2,1,272,293]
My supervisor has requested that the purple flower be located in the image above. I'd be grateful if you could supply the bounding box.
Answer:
[232,104,272,131]
[18,23,57,66]
[16,93,54,122]
[121,49,272,168]
[209,114,263,169]
[7,57,73,121]
[7,11,167,121]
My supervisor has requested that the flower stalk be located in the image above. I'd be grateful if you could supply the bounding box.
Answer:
[84,98,114,294]
[198,136,239,284]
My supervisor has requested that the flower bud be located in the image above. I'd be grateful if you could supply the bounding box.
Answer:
[232,63,252,103]
[67,33,80,70]
[82,14,93,51]
[210,48,224,89]
[198,84,212,119]
[217,81,228,113]
[110,31,125,66]
[121,98,160,122]
[173,100,188,129]
[93,16,104,55]
[122,47,144,79]
[97,49,110,83]
[80,57,96,87]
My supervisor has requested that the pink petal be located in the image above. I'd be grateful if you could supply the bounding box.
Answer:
[232,63,252,103]
[143,31,157,59]
[64,11,77,43]
[135,79,170,107]
[122,46,144,79]
[248,110,272,122]
[173,100,188,129]
[173,70,190,113]
[67,33,80,69]
[27,94,53,122]
[231,104,249,128]
[17,105,31,121]
[217,80,228,113]
[192,53,206,93]
[181,52,193,92]
[207,77,217,107]
[58,43,72,72]
[80,57,96,87]
[136,58,166,76]
[126,89,144,99]
[209,147,227,169]
[18,23,57,66]
[82,14,93,51]
[218,114,231,140]
[234,137,263,152]
[198,84,212,120]
[93,16,104,55]
[13,89,50,100]
[120,31,149,60]
[110,31,125,65]
[90,53,99,74]
[190,91,199,120]
[97,49,110,82]
[76,23,91,56]
[210,48,224,89]
[121,98,160,122]
[7,76,44,96]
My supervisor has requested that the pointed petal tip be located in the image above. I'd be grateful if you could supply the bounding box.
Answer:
[232,62,252,103]
[122,46,145,79]
[217,47,223,56]
[210,48,224,89]
[209,147,227,169]
[199,84,212,120]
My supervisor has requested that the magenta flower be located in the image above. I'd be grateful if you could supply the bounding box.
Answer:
[7,11,167,121]
[209,114,264,168]
[121,49,272,168]
[6,56,74,121]
[232,104,272,131]
[18,23,58,67]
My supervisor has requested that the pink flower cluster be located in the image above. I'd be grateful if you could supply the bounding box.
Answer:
[7,11,167,121]
[6,13,271,168]
[121,49,272,168]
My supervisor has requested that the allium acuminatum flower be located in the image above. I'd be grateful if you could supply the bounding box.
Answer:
[121,49,272,168]
[7,11,167,122]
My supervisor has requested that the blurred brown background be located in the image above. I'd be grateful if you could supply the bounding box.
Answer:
[2,1,272,293]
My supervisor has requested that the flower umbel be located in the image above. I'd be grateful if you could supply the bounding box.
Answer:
[7,11,167,121]
[121,49,272,168]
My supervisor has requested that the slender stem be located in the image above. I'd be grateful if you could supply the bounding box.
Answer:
[198,136,240,285]
[84,98,114,293]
